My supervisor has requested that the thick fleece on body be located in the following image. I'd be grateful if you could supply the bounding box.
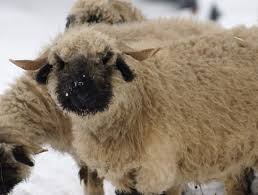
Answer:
[47,25,258,194]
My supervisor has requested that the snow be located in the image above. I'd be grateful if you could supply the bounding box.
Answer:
[0,0,258,194]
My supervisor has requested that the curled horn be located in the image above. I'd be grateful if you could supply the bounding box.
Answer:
[9,50,49,71]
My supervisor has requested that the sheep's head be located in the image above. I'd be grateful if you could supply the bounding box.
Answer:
[43,28,138,116]
[48,52,115,116]
[10,28,159,116]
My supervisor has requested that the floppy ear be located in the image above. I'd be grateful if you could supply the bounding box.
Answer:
[9,50,49,71]
[115,55,135,82]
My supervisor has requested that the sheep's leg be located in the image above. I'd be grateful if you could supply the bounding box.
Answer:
[224,168,253,195]
[224,178,247,195]
[115,189,179,195]
[164,186,182,195]
[115,189,142,195]
[115,169,142,195]
[79,165,104,195]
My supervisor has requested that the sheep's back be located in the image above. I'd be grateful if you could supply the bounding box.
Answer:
[141,26,258,182]
[92,19,224,50]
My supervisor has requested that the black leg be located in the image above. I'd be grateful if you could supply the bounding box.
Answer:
[115,189,166,195]
[115,189,142,195]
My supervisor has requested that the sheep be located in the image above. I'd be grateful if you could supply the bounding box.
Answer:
[6,18,226,195]
[45,24,258,195]
[11,19,258,195]
[66,0,145,29]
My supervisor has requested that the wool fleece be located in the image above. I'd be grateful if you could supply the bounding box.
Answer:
[33,23,258,194]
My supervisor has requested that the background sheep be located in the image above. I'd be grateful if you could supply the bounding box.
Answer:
[66,0,145,28]
[13,19,258,195]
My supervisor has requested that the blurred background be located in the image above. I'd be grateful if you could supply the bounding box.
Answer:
[1,0,258,194]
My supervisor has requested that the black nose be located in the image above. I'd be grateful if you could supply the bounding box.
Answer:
[64,80,88,106]
[69,90,89,110]
[57,74,112,115]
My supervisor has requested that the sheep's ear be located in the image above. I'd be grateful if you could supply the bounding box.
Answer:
[9,57,48,71]
[115,55,135,82]
[124,48,161,61]
[9,50,49,71]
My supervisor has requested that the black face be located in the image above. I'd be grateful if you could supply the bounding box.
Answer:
[55,54,113,116]
[35,51,135,116]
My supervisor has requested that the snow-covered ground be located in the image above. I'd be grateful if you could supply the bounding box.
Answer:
[1,0,258,194]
